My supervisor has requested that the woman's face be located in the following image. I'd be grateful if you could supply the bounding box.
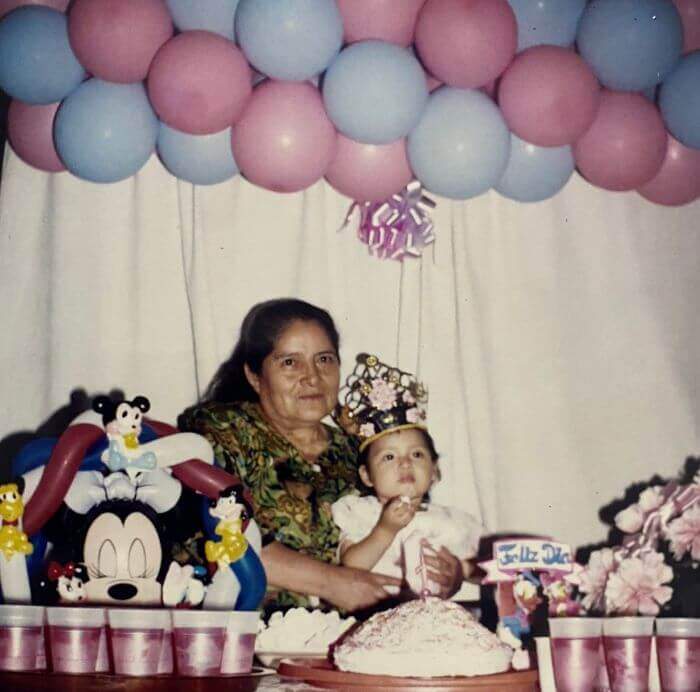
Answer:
[246,319,340,428]
[360,428,436,503]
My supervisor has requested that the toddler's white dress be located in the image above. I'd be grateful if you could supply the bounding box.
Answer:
[331,494,483,595]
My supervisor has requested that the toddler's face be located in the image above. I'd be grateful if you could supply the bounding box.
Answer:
[361,428,435,504]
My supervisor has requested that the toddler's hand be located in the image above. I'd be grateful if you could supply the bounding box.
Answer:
[378,496,416,533]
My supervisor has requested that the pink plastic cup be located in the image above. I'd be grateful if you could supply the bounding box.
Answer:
[172,610,229,677]
[602,617,654,692]
[0,604,45,672]
[549,617,603,692]
[108,608,172,676]
[47,607,108,674]
[220,611,260,675]
[655,618,700,692]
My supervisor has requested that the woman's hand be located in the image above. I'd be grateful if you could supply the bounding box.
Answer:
[422,543,464,599]
[323,564,402,612]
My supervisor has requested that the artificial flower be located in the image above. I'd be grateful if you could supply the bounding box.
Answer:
[638,486,665,513]
[368,378,397,411]
[575,547,616,612]
[406,407,422,423]
[359,423,376,439]
[615,505,644,534]
[604,551,673,615]
[665,502,700,561]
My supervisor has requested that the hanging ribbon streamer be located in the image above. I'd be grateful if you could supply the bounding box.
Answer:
[342,181,436,261]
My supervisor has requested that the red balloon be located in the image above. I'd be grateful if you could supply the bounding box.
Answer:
[673,0,700,53]
[638,134,700,206]
[23,423,104,536]
[0,0,68,18]
[499,46,600,147]
[415,0,517,88]
[7,100,65,172]
[574,91,667,192]
[337,0,426,46]
[148,31,252,135]
[68,0,173,83]
[232,81,337,194]
[325,135,413,202]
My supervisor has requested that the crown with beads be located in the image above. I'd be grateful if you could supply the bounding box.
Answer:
[333,353,428,451]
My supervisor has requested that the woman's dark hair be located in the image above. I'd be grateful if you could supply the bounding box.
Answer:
[204,298,340,403]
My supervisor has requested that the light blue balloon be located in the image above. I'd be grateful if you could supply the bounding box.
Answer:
[659,52,700,150]
[157,124,239,185]
[235,0,342,81]
[55,80,159,184]
[0,6,85,105]
[508,0,586,51]
[408,88,511,200]
[323,41,428,145]
[165,0,240,41]
[577,0,683,91]
[496,135,574,202]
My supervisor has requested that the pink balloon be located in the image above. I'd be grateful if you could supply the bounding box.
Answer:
[638,134,700,206]
[325,135,413,201]
[499,46,600,147]
[148,31,252,135]
[232,81,337,193]
[673,0,700,53]
[68,0,173,83]
[337,0,426,46]
[7,100,65,172]
[574,91,667,192]
[414,0,517,88]
[0,0,69,18]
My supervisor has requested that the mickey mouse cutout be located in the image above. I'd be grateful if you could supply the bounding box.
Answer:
[10,394,266,611]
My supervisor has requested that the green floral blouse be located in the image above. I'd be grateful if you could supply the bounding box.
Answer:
[179,400,360,610]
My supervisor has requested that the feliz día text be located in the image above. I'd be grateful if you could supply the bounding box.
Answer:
[496,541,572,569]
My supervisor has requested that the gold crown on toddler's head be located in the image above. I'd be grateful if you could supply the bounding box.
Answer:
[333,353,428,451]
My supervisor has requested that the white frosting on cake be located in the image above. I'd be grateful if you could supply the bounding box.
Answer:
[256,608,356,652]
[333,598,513,678]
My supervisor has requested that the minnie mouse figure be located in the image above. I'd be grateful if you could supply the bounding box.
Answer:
[38,561,89,604]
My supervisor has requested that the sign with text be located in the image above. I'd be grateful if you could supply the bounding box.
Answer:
[479,539,574,583]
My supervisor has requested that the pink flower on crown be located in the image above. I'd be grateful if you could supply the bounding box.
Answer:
[406,407,422,424]
[575,547,616,612]
[359,423,376,439]
[665,503,700,561]
[403,390,416,405]
[368,378,397,411]
[604,551,673,616]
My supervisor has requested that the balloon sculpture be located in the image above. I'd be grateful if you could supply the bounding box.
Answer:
[0,0,699,252]
[0,394,266,612]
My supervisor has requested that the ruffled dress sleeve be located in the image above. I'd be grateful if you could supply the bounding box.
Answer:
[331,494,383,547]
[412,505,484,559]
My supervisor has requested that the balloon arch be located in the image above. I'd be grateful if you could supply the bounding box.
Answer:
[1,0,699,213]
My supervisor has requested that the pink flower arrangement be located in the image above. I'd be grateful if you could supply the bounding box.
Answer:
[575,463,699,616]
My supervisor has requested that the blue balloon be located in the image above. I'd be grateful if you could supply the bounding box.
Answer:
[508,0,586,51]
[496,135,575,202]
[323,41,428,145]
[54,80,159,184]
[166,0,240,41]
[577,0,683,91]
[0,6,85,105]
[408,88,511,200]
[235,0,342,81]
[158,124,239,185]
[660,52,700,150]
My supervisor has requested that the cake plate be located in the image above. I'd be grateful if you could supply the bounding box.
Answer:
[278,658,539,691]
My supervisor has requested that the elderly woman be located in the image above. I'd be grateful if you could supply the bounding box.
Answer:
[180,298,462,612]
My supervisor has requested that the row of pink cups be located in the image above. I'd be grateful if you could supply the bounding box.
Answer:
[546,616,700,692]
[0,604,259,677]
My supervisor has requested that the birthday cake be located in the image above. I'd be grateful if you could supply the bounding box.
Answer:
[333,597,513,678]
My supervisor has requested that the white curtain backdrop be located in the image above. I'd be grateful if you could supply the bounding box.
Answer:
[1,146,698,550]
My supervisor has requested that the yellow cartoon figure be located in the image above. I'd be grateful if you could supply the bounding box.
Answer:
[0,480,33,560]
[204,485,251,569]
